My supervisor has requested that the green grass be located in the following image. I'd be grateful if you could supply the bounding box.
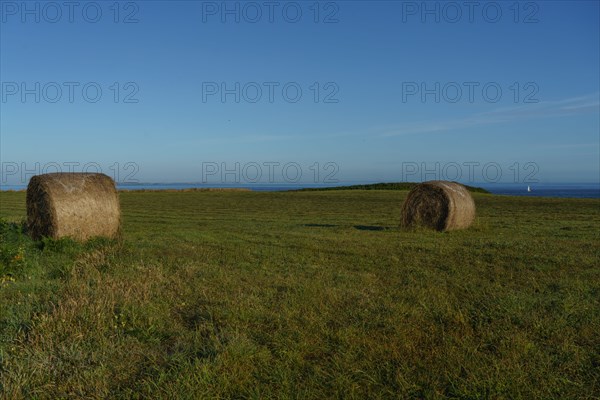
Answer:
[1,190,599,399]
[295,182,491,193]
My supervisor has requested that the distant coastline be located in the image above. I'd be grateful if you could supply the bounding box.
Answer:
[2,182,599,199]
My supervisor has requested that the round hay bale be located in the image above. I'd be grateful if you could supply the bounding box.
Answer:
[400,181,475,231]
[26,173,121,241]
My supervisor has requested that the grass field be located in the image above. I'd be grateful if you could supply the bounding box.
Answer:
[1,190,599,399]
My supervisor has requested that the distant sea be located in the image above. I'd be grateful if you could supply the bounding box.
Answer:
[478,183,600,199]
[1,182,599,199]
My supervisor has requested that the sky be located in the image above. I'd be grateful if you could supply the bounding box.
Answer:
[1,0,599,186]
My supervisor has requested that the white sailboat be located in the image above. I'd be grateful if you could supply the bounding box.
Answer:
[527,185,531,192]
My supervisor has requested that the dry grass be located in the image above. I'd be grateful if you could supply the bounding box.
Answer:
[26,173,121,241]
[401,181,476,231]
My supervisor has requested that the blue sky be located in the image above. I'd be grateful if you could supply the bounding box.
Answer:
[1,0,599,185]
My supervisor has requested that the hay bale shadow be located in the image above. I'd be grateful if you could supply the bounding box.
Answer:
[353,225,388,231]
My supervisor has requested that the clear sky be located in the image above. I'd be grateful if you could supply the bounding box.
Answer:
[1,0,599,185]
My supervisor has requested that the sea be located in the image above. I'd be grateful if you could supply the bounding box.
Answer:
[1,182,599,199]
[477,183,600,199]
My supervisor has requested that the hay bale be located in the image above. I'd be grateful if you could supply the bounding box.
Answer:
[26,173,121,241]
[400,181,475,231]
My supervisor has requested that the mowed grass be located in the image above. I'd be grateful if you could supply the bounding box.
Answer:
[1,190,599,399]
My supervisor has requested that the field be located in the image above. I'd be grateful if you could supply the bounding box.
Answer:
[1,190,599,399]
